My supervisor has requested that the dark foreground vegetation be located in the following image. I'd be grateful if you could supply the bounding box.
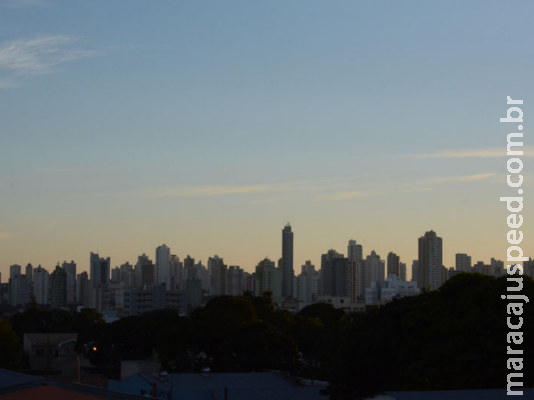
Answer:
[0,273,532,399]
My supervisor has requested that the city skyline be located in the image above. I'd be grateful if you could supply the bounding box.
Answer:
[1,225,525,280]
[1,1,533,279]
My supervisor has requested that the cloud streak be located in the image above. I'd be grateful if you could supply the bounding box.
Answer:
[0,35,100,86]
[405,147,534,159]
[430,173,497,184]
[139,179,378,201]
[326,191,379,201]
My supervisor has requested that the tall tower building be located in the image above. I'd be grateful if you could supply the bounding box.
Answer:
[387,252,400,278]
[364,251,384,290]
[76,271,89,306]
[455,253,472,273]
[50,265,67,308]
[320,249,350,298]
[9,264,21,280]
[254,258,282,303]
[348,240,363,302]
[33,266,49,305]
[208,255,227,296]
[418,230,443,291]
[156,244,171,290]
[62,260,77,304]
[281,223,294,298]
[25,263,33,284]
[137,254,154,289]
[90,252,110,288]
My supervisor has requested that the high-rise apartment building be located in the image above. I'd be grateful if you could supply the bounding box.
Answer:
[90,252,110,288]
[25,263,33,284]
[281,223,294,298]
[137,254,154,289]
[62,260,77,304]
[8,274,29,306]
[364,251,385,291]
[418,230,443,290]
[255,258,282,303]
[320,250,350,298]
[33,266,49,305]
[208,255,227,296]
[387,252,400,278]
[156,244,171,289]
[50,265,67,308]
[9,264,21,280]
[455,253,472,273]
[76,271,89,306]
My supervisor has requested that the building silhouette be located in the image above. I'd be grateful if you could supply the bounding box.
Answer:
[281,223,294,299]
[417,230,443,290]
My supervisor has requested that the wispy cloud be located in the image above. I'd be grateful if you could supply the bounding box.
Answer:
[149,184,291,198]
[326,191,379,201]
[0,232,13,240]
[0,35,100,86]
[137,179,374,201]
[430,173,497,184]
[405,147,534,159]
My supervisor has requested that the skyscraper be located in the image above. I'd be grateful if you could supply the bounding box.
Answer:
[348,240,363,302]
[33,266,49,305]
[50,265,67,308]
[418,230,443,291]
[281,223,294,298]
[320,249,350,298]
[156,244,171,289]
[9,264,21,280]
[62,260,77,304]
[90,252,110,288]
[208,255,226,296]
[387,252,400,278]
[455,253,472,273]
[137,253,154,289]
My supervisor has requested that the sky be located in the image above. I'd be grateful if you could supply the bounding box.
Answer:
[1,0,533,279]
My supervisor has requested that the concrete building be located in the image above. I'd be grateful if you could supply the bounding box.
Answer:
[62,261,77,304]
[387,252,400,278]
[281,223,294,299]
[33,265,49,305]
[90,252,110,288]
[417,230,443,291]
[365,275,420,306]
[76,271,89,306]
[155,244,171,290]
[254,258,282,303]
[455,253,472,273]
[320,249,351,299]
[137,254,154,289]
[226,265,244,296]
[364,251,385,292]
[9,264,22,282]
[9,273,29,306]
[208,255,226,297]
[49,265,67,308]
[296,260,319,309]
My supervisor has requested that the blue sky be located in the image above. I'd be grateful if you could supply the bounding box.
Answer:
[1,0,533,276]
